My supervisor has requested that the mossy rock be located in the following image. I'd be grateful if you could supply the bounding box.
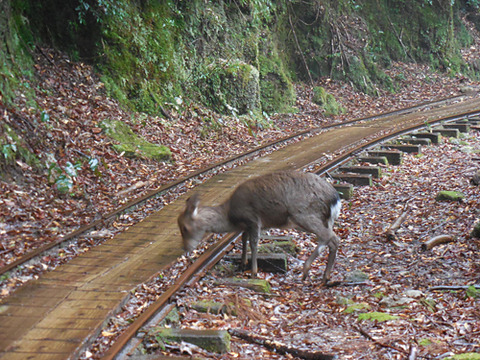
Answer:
[358,311,399,322]
[217,277,271,293]
[471,221,480,238]
[435,191,465,202]
[100,119,171,161]
[148,328,230,353]
[204,59,261,116]
[312,86,345,116]
[159,307,180,326]
[259,240,298,255]
[258,52,296,114]
[446,353,480,360]
[343,302,371,314]
[190,300,237,316]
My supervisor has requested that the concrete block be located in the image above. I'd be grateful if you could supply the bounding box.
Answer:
[382,144,422,154]
[216,277,271,293]
[224,253,287,273]
[147,328,230,353]
[357,156,388,165]
[412,132,441,144]
[368,150,403,165]
[332,173,372,186]
[339,166,382,178]
[443,123,470,133]
[333,183,354,199]
[398,137,431,146]
[431,128,459,138]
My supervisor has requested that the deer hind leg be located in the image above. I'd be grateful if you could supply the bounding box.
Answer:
[299,221,339,283]
[322,234,339,283]
[240,225,260,277]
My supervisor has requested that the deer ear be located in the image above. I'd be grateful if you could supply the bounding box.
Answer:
[185,194,200,217]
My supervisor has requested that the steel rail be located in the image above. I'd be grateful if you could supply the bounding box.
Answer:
[1,95,469,277]
[101,106,480,360]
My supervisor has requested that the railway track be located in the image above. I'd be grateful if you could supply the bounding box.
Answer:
[1,95,480,360]
[0,94,469,278]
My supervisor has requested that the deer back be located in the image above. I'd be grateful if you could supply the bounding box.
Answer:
[227,171,339,230]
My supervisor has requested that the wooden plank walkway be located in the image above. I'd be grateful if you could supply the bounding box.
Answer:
[1,97,479,359]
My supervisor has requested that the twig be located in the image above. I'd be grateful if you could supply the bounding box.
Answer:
[353,325,409,356]
[408,345,418,360]
[325,281,369,288]
[287,6,314,87]
[229,329,336,360]
[385,210,409,240]
[428,285,480,291]
[421,235,455,251]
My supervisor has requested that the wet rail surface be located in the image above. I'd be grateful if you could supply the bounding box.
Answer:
[1,97,480,360]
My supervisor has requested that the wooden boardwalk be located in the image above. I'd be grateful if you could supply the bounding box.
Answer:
[1,97,479,359]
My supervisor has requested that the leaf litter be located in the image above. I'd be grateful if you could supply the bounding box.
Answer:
[0,37,479,359]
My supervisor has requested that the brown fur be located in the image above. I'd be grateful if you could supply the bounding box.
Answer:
[178,171,341,283]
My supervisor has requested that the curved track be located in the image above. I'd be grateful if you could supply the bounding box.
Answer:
[0,95,479,360]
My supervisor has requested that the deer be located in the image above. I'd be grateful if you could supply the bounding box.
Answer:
[177,171,341,284]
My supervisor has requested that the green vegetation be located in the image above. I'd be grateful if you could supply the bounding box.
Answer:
[447,354,480,360]
[100,119,171,161]
[2,0,480,176]
[312,86,345,116]
[358,311,399,322]
[6,0,479,115]
[435,190,465,201]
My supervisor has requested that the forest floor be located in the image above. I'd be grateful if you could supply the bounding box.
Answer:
[80,124,480,360]
[1,40,480,359]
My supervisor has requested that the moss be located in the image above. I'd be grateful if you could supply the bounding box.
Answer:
[358,311,399,322]
[259,241,298,255]
[191,300,237,316]
[100,119,171,161]
[201,59,261,116]
[447,354,480,360]
[343,302,371,314]
[435,190,465,202]
[312,86,345,116]
[258,53,296,114]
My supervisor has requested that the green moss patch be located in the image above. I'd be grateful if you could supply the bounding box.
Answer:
[435,190,465,202]
[358,311,399,322]
[100,119,171,161]
[312,86,345,116]
[203,59,261,116]
[447,354,480,360]
[343,302,371,314]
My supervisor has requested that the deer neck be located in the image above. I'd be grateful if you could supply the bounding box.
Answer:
[198,204,235,234]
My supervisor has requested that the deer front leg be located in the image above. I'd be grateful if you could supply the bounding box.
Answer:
[241,231,249,271]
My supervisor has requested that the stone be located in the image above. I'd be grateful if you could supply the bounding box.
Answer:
[344,269,369,283]
[332,173,372,186]
[333,183,354,199]
[471,221,480,238]
[368,150,403,165]
[147,328,231,353]
[224,253,287,273]
[216,277,271,293]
